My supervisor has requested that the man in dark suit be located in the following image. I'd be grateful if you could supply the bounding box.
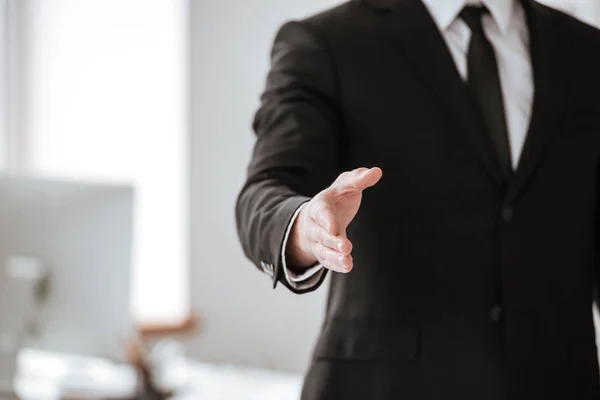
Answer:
[236,0,600,398]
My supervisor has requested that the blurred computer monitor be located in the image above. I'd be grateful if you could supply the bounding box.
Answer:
[0,174,134,361]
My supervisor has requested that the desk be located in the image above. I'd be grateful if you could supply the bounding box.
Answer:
[12,349,302,400]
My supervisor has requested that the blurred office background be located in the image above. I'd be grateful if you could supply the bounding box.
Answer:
[0,0,598,399]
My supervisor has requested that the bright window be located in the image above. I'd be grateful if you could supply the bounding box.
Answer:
[17,0,189,325]
[0,0,7,169]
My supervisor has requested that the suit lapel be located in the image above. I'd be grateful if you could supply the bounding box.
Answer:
[506,0,568,202]
[361,0,506,189]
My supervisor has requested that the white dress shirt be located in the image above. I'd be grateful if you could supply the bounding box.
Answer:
[280,0,534,290]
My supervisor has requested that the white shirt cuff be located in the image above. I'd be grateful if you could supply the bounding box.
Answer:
[281,202,325,290]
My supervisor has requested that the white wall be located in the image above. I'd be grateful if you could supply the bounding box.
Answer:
[188,0,342,374]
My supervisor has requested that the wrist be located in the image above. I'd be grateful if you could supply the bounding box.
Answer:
[286,207,318,272]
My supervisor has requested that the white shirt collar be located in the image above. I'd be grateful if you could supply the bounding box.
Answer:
[421,0,515,34]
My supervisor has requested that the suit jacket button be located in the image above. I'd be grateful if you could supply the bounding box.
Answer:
[501,207,514,221]
[490,306,504,323]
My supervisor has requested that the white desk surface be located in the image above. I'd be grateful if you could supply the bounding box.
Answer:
[13,349,302,400]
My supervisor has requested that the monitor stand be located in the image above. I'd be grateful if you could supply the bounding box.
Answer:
[0,335,21,400]
[0,256,47,400]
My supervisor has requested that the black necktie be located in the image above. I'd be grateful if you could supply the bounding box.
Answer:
[460,6,513,180]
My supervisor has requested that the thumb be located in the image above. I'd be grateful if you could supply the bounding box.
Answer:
[334,167,383,193]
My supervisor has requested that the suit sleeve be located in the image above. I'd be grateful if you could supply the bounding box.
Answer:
[235,20,342,293]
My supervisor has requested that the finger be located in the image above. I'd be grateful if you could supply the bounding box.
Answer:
[313,243,353,273]
[311,202,339,235]
[334,167,383,193]
[307,224,353,255]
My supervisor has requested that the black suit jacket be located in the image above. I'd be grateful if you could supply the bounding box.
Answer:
[236,0,600,399]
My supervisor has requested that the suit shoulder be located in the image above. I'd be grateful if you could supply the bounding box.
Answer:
[541,3,600,43]
[272,1,357,48]
[540,4,600,95]
[273,2,356,50]
[302,1,355,25]
[297,1,357,36]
